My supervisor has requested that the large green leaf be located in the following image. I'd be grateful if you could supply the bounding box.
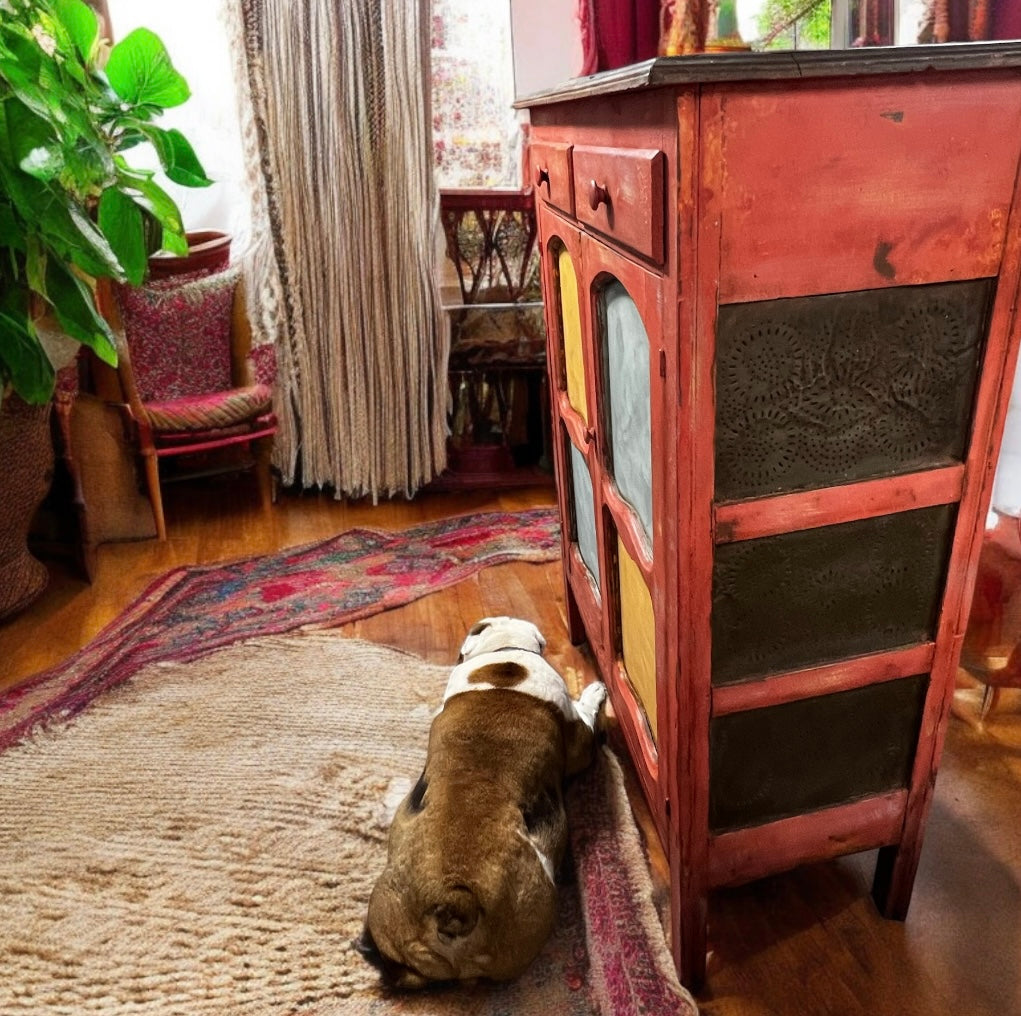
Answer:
[145,126,212,188]
[0,157,55,234]
[0,311,55,404]
[65,200,124,277]
[5,97,64,182]
[97,186,146,286]
[0,100,11,169]
[0,31,62,127]
[45,258,117,365]
[59,130,117,198]
[105,28,191,109]
[31,193,119,279]
[51,0,99,64]
[24,234,46,296]
[0,201,22,252]
[1,23,42,83]
[7,174,123,280]
[116,163,187,253]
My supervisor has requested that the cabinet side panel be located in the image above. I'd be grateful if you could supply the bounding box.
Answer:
[709,675,928,833]
[716,77,1021,301]
[711,505,956,684]
[715,280,991,501]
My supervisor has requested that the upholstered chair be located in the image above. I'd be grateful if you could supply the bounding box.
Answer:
[98,268,277,540]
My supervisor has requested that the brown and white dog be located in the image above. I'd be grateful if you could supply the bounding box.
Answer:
[358,616,607,988]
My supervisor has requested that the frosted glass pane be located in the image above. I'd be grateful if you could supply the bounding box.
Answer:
[569,443,599,586]
[602,281,653,547]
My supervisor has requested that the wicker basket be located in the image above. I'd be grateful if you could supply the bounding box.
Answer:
[0,396,53,620]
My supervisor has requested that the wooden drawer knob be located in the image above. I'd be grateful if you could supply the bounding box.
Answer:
[588,180,609,211]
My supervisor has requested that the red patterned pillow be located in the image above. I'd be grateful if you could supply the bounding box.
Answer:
[115,267,240,403]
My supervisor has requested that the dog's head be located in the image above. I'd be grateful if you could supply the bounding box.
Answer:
[457,616,546,663]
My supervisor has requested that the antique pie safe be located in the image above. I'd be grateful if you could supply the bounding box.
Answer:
[519,42,1021,987]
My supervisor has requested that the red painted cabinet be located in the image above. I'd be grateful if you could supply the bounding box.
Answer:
[520,44,1021,989]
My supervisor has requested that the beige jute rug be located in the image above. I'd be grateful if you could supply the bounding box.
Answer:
[0,632,695,1015]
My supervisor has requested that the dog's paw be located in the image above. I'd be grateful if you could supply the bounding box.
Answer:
[576,680,607,728]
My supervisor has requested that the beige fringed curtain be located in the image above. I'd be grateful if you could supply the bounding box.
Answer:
[227,0,448,499]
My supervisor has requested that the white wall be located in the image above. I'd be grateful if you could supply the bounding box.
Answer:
[106,0,247,244]
[510,0,583,99]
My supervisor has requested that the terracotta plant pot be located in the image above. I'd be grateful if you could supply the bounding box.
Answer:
[147,230,232,281]
[0,396,54,620]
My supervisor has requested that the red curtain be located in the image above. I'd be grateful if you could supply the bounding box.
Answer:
[577,0,662,74]
[992,0,1021,39]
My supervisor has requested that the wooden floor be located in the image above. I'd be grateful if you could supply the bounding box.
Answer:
[2,476,1020,1016]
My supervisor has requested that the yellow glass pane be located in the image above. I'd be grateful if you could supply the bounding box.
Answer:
[618,537,657,743]
[558,248,587,423]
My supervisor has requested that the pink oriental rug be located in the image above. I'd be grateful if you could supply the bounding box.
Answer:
[0,508,560,753]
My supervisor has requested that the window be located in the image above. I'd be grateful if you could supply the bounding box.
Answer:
[432,0,521,188]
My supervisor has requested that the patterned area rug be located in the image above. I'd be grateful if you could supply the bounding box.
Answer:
[0,508,560,752]
[0,633,695,1015]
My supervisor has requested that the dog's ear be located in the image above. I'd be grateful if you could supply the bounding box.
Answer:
[354,927,384,968]
[457,619,492,662]
[356,925,433,991]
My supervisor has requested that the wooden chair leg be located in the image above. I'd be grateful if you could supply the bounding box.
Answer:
[141,451,167,541]
[254,437,275,510]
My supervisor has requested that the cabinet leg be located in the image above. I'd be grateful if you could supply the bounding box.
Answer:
[671,881,709,990]
[871,842,917,920]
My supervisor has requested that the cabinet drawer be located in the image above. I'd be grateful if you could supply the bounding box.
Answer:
[531,141,574,216]
[572,146,665,264]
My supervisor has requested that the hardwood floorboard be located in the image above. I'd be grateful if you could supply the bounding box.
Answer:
[2,477,1019,1015]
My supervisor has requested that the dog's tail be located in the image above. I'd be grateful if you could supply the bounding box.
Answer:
[428,883,479,944]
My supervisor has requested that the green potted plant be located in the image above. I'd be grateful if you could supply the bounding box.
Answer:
[0,0,211,617]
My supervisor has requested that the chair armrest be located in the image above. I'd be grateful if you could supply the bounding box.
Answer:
[94,278,149,427]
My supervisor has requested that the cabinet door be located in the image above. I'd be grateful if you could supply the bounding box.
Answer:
[540,219,606,656]
[584,233,666,817]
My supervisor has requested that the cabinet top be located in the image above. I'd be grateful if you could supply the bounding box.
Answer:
[514,42,1021,109]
